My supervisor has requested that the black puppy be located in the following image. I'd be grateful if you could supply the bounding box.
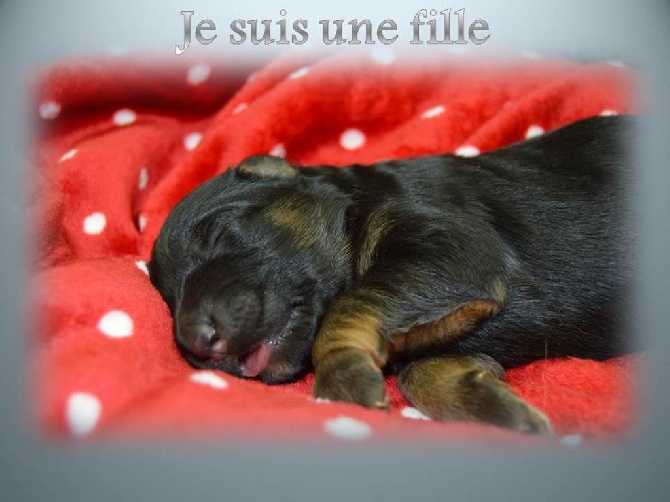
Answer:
[149,115,633,435]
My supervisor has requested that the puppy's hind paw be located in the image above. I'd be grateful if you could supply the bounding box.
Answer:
[465,370,554,437]
[508,402,554,437]
[399,358,554,437]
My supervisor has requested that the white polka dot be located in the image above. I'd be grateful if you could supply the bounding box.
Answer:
[288,67,309,80]
[560,434,583,446]
[135,260,149,275]
[314,397,331,404]
[39,100,61,120]
[190,371,229,389]
[400,406,431,421]
[66,392,101,436]
[97,310,134,338]
[340,129,366,150]
[184,132,202,151]
[269,143,287,158]
[137,215,147,232]
[520,49,541,59]
[421,105,446,119]
[607,60,626,68]
[59,148,78,163]
[600,109,618,116]
[454,145,480,157]
[525,124,545,139]
[246,72,258,84]
[83,212,107,235]
[187,63,211,85]
[112,109,136,126]
[138,167,149,190]
[324,416,372,441]
[233,103,248,115]
[370,45,396,65]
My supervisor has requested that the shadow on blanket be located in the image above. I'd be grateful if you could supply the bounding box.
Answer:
[32,50,641,443]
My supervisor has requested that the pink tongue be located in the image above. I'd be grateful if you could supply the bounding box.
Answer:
[240,343,272,378]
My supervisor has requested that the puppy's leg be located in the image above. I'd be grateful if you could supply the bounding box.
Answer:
[312,293,391,409]
[312,281,503,410]
[313,213,509,410]
[398,355,553,435]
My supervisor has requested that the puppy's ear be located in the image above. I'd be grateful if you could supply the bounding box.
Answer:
[237,155,298,179]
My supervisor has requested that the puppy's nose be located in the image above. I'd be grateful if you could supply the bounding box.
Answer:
[188,322,228,359]
[177,280,263,360]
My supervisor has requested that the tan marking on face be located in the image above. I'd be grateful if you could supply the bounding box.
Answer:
[490,278,507,304]
[266,196,319,248]
[357,206,392,276]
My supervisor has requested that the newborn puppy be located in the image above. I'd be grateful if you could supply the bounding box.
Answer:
[149,115,634,435]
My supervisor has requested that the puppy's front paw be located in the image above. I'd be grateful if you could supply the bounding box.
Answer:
[313,348,389,410]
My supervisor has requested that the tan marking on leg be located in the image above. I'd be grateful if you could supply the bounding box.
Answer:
[392,299,501,354]
[312,297,390,409]
[398,356,552,435]
[399,357,496,420]
[312,302,388,368]
[313,347,389,409]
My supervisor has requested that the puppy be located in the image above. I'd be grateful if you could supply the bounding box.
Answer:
[149,115,634,435]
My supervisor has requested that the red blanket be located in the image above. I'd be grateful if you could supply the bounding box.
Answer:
[33,50,641,444]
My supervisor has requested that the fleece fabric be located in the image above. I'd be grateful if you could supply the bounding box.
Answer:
[32,50,640,445]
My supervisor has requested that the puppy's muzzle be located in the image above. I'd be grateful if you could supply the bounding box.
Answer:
[176,284,263,361]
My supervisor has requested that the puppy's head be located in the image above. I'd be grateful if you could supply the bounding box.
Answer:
[149,155,352,383]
